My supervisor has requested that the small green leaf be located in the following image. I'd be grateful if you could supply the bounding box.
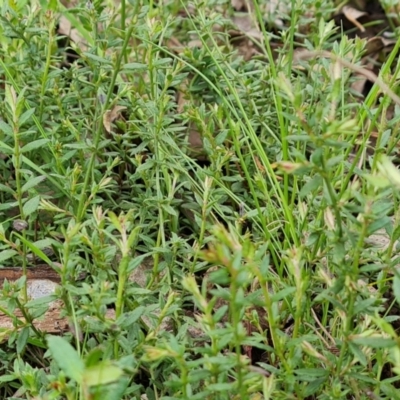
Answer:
[271,287,296,302]
[21,175,46,193]
[367,216,391,236]
[122,63,147,70]
[21,139,50,153]
[83,362,123,386]
[83,52,112,64]
[108,211,122,233]
[300,176,322,198]
[161,203,178,216]
[47,335,84,383]
[14,234,54,265]
[127,225,141,249]
[0,249,18,263]
[393,274,400,306]
[294,368,329,380]
[0,120,13,136]
[377,155,400,188]
[348,342,367,366]
[16,326,29,355]
[23,195,40,216]
[118,306,145,329]
[127,254,148,274]
[0,375,16,383]
[19,108,36,126]
[25,295,57,309]
[85,348,104,368]
[0,184,15,195]
[350,336,396,348]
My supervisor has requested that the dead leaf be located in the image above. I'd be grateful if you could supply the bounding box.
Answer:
[166,37,185,54]
[342,6,367,32]
[188,125,204,155]
[58,15,88,53]
[103,105,127,133]
[230,14,262,41]
[365,36,385,55]
[231,0,245,11]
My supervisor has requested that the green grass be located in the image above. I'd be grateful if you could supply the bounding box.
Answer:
[0,0,400,398]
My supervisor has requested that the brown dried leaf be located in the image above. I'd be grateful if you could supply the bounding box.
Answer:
[166,37,185,54]
[342,6,367,32]
[231,0,245,11]
[103,105,126,133]
[365,36,385,55]
[230,14,261,41]
[58,15,88,52]
[188,125,203,154]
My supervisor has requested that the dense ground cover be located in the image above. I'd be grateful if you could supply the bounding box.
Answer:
[1,0,400,398]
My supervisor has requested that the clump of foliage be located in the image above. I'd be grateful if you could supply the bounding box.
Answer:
[0,0,400,399]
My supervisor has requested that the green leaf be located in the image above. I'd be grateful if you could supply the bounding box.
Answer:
[300,176,322,198]
[108,211,122,233]
[377,155,400,188]
[23,195,40,216]
[0,183,15,195]
[127,225,141,250]
[127,254,148,274]
[83,52,112,64]
[0,120,13,136]
[294,368,329,380]
[367,216,391,236]
[21,175,46,193]
[348,342,367,366]
[393,274,400,306]
[161,203,178,216]
[82,362,123,386]
[98,377,131,400]
[0,375,16,383]
[350,336,396,348]
[0,249,18,263]
[47,335,84,383]
[0,140,13,154]
[121,63,147,70]
[25,295,57,309]
[13,233,54,265]
[21,155,69,198]
[271,287,296,302]
[206,383,235,391]
[85,348,104,368]
[118,306,145,329]
[21,139,50,153]
[16,326,29,355]
[19,108,36,126]
[304,378,326,397]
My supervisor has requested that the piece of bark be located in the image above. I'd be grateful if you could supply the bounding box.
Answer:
[0,265,61,283]
[0,301,68,334]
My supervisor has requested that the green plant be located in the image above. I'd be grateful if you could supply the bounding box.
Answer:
[0,0,400,399]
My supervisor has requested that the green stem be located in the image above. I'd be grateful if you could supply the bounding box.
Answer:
[76,24,134,222]
[38,15,55,121]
